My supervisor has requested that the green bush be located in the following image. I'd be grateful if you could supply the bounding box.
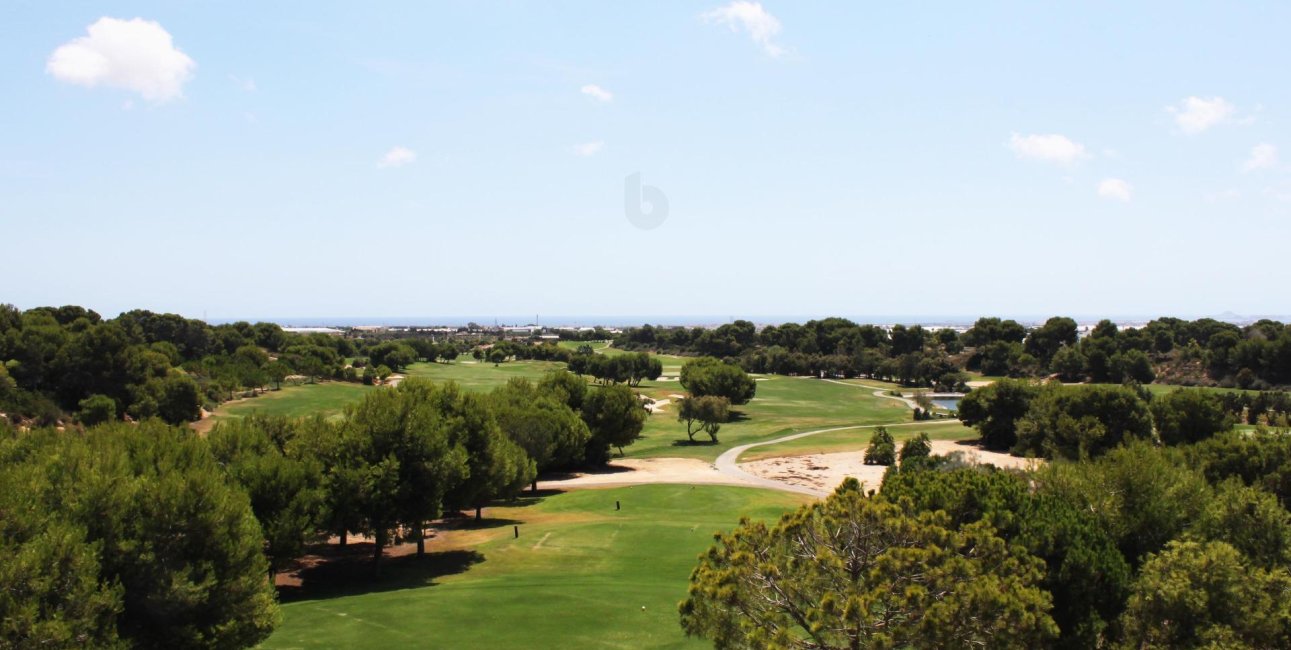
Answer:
[864,427,896,465]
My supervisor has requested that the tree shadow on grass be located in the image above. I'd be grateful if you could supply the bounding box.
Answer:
[671,439,719,447]
[540,464,636,481]
[496,489,567,508]
[277,547,485,603]
[436,515,524,531]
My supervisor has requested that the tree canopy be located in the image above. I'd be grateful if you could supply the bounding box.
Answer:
[679,479,1057,649]
[679,357,756,405]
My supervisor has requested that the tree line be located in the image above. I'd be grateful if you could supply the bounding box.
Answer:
[0,304,571,428]
[568,350,663,386]
[682,425,1291,648]
[0,368,647,648]
[611,315,1291,391]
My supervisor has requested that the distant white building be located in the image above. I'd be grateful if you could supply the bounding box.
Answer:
[282,327,344,335]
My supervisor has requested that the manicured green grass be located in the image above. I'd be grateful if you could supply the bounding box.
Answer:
[205,358,923,463]
[261,484,807,650]
[206,382,375,429]
[557,340,611,351]
[395,361,920,463]
[403,359,567,392]
[629,375,911,462]
[1138,383,1260,397]
[741,421,977,461]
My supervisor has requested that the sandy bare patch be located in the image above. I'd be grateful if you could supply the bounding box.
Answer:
[646,398,671,413]
[737,441,1042,494]
[540,458,753,490]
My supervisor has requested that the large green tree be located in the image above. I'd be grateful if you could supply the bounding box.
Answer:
[676,395,729,443]
[1118,540,1291,649]
[208,415,325,579]
[436,384,534,521]
[0,457,122,649]
[1014,384,1152,460]
[343,380,471,561]
[881,465,1131,649]
[679,479,1057,649]
[490,377,590,490]
[1025,316,1078,368]
[580,384,646,463]
[1,422,279,648]
[956,378,1040,451]
[1033,442,1210,565]
[1151,389,1231,446]
[679,357,756,405]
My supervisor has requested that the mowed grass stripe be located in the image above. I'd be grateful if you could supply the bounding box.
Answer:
[261,484,807,650]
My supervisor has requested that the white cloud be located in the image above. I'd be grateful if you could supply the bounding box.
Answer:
[1097,178,1133,202]
[1008,133,1088,165]
[1168,96,1235,134]
[572,141,605,157]
[1242,143,1277,172]
[702,2,786,57]
[580,84,613,102]
[378,146,416,168]
[229,74,256,92]
[46,17,195,102]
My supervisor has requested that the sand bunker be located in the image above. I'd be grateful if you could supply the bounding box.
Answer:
[737,441,1042,494]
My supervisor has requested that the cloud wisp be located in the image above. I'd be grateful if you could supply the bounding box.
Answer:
[1008,133,1089,165]
[1097,178,1133,202]
[580,84,613,102]
[1168,96,1235,135]
[1243,143,1277,172]
[378,146,417,168]
[702,2,787,57]
[572,141,605,157]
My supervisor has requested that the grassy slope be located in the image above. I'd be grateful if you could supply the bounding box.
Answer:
[403,358,567,391]
[1137,383,1260,397]
[204,382,376,429]
[206,357,927,460]
[262,485,806,650]
[741,421,978,461]
[629,374,911,461]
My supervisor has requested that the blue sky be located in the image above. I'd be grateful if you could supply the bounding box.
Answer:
[2,1,1289,323]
